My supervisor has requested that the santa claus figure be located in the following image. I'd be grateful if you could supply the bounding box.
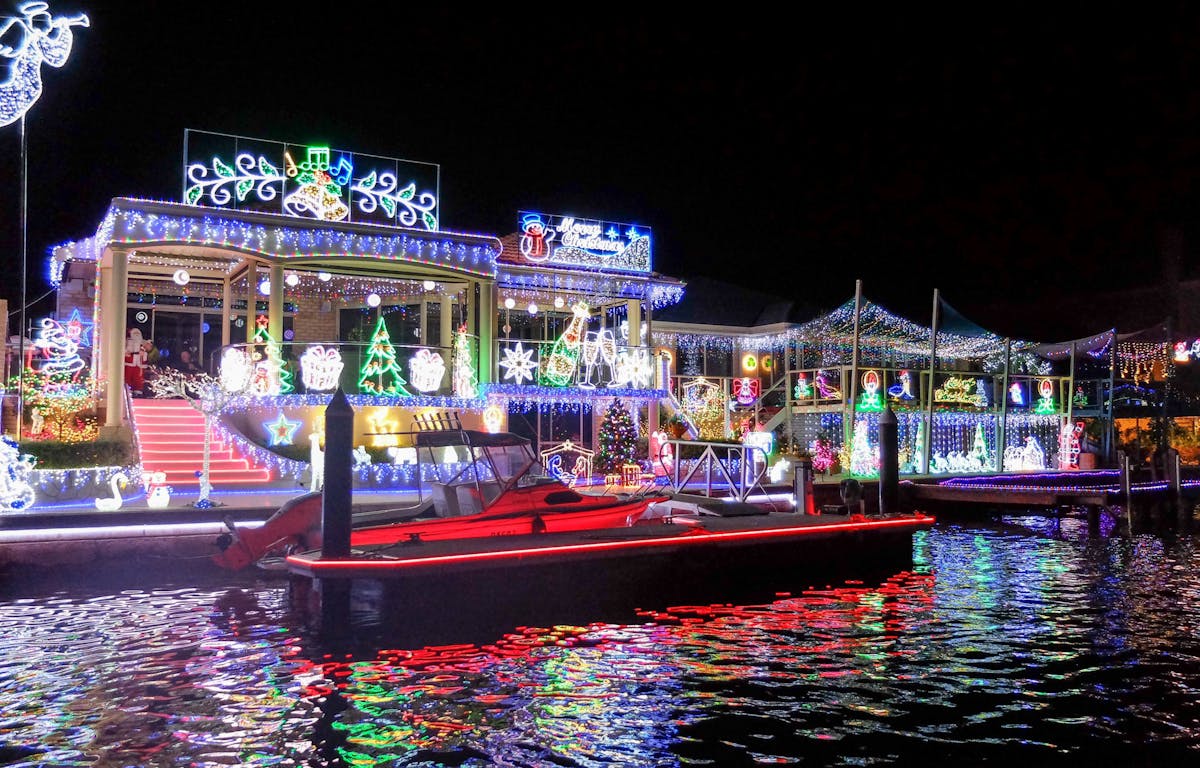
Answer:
[124,328,148,394]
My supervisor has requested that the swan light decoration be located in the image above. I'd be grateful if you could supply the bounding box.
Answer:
[95,472,127,511]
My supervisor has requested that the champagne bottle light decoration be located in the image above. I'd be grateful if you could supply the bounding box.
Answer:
[540,302,589,386]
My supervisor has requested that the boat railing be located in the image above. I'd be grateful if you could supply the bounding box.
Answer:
[662,439,772,504]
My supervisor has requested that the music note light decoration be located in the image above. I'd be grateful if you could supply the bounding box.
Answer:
[183,130,439,229]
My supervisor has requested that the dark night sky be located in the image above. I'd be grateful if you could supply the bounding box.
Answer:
[3,4,1200,337]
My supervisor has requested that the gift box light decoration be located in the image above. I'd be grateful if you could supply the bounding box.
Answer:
[300,345,344,391]
[408,348,446,393]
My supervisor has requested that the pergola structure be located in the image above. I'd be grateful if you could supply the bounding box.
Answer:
[50,197,503,436]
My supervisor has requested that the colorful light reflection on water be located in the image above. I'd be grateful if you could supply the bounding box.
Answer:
[2,518,1199,766]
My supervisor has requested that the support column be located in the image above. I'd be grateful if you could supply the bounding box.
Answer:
[440,294,454,391]
[477,281,494,384]
[245,262,257,343]
[268,263,284,343]
[103,250,129,430]
[626,299,642,350]
[221,278,232,349]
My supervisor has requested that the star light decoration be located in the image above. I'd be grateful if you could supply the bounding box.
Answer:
[263,410,302,447]
[499,342,537,384]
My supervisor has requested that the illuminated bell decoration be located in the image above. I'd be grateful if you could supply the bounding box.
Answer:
[300,345,344,391]
[1034,378,1057,415]
[857,370,883,412]
[173,269,190,286]
[408,348,446,393]
[732,376,760,406]
[482,405,505,434]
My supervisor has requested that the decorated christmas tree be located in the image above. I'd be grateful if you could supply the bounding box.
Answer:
[452,325,478,397]
[358,316,411,396]
[849,417,878,477]
[252,317,294,395]
[596,399,637,473]
[971,422,989,468]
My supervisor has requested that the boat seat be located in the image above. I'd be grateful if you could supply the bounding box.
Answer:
[429,482,463,518]
[456,481,502,516]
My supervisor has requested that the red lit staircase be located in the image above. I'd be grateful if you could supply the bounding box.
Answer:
[130,399,274,487]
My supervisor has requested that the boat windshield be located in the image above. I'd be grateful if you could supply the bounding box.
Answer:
[480,444,538,485]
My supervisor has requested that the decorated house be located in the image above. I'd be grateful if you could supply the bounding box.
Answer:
[18,131,684,508]
[653,284,1118,477]
[3,129,1137,514]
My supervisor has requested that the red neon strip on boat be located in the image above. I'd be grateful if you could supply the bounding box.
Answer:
[289,516,934,572]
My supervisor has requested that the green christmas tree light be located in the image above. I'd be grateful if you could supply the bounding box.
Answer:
[452,325,478,397]
[358,316,411,396]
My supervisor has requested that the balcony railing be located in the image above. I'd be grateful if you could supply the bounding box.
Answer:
[493,338,660,390]
[213,340,464,398]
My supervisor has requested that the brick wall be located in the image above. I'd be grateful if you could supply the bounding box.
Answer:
[291,294,338,343]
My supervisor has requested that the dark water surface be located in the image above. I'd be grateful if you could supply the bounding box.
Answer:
[2,516,1199,766]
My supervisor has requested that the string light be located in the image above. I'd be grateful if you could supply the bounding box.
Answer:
[50,200,501,287]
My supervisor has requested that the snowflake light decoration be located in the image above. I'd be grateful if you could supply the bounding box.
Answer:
[499,342,537,384]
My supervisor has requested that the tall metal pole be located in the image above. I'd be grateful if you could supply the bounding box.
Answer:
[16,116,27,441]
[846,279,863,447]
[1105,329,1117,462]
[998,337,1011,472]
[1066,341,1077,425]
[922,288,940,474]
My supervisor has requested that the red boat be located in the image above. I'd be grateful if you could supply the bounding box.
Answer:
[214,427,666,570]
